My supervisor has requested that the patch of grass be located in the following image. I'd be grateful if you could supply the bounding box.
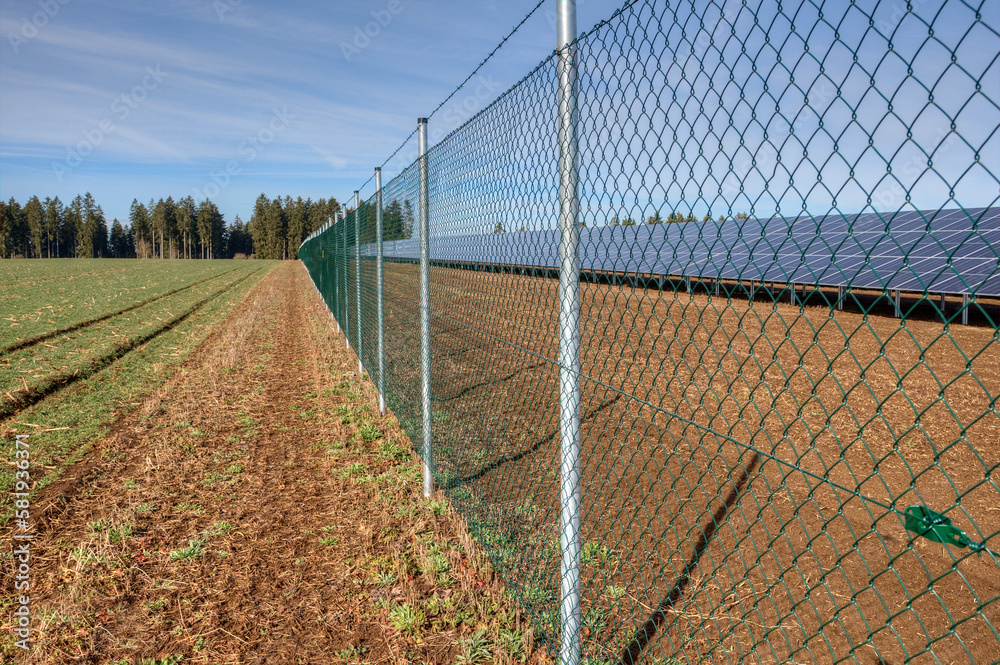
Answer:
[522,583,552,606]
[123,477,139,489]
[319,536,340,547]
[335,645,368,661]
[225,463,244,474]
[340,462,366,479]
[108,523,135,544]
[604,584,627,600]
[582,541,615,567]
[69,544,98,567]
[324,439,348,456]
[170,538,207,562]
[426,499,449,517]
[374,570,397,586]
[378,438,409,461]
[357,422,383,443]
[515,497,538,517]
[499,628,527,662]
[207,521,235,537]
[387,602,424,636]
[419,543,451,583]
[133,503,158,514]
[237,413,258,428]
[175,502,205,515]
[454,628,492,664]
[583,607,608,634]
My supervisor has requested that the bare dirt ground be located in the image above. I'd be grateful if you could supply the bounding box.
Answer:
[2,262,547,664]
[369,262,999,665]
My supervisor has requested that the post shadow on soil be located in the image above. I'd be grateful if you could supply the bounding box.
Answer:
[440,361,550,404]
[616,450,761,665]
[446,393,623,489]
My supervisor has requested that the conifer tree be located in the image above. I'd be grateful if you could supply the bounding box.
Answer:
[24,196,44,257]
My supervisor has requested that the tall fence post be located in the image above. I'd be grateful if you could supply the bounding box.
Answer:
[336,217,341,331]
[355,190,363,375]
[375,167,386,415]
[343,210,350,350]
[332,216,340,333]
[418,117,434,499]
[556,1,582,663]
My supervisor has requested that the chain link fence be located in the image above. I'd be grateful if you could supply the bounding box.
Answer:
[302,1,999,662]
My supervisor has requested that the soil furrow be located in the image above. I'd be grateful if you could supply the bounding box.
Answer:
[0,265,247,356]
[1,261,545,664]
[0,268,263,422]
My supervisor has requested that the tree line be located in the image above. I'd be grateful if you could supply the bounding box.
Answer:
[492,210,750,232]
[1,193,114,259]
[610,211,749,226]
[248,195,344,260]
[3,193,744,259]
[0,193,344,260]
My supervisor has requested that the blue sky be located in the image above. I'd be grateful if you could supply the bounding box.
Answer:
[0,0,623,223]
[2,0,997,228]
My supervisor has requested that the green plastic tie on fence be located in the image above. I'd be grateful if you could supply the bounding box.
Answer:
[905,506,1000,563]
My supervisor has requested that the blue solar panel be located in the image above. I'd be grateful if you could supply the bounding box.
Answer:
[372,207,1000,297]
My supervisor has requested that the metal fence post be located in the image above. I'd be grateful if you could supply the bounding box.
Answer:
[418,117,434,499]
[343,210,350,350]
[332,216,340,333]
[355,190,363,375]
[335,218,341,330]
[375,167,386,415]
[556,1,582,664]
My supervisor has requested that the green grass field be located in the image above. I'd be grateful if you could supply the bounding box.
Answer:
[0,259,253,347]
[0,259,279,519]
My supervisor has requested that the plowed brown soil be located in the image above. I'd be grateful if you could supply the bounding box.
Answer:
[2,262,546,664]
[370,262,998,665]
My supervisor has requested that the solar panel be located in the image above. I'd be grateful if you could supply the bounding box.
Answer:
[373,207,1000,298]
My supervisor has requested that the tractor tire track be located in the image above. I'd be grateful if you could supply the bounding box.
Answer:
[0,267,264,422]
[1,265,247,356]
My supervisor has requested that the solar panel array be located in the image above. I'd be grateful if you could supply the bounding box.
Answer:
[367,206,1000,297]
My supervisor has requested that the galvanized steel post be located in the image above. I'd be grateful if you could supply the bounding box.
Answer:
[343,210,350,350]
[375,167,386,415]
[556,1,582,663]
[418,117,433,499]
[332,215,340,333]
[355,190,363,375]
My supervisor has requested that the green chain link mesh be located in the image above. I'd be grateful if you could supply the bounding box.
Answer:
[301,1,999,662]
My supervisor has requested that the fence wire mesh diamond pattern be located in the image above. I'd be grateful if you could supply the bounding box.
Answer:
[301,1,999,662]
